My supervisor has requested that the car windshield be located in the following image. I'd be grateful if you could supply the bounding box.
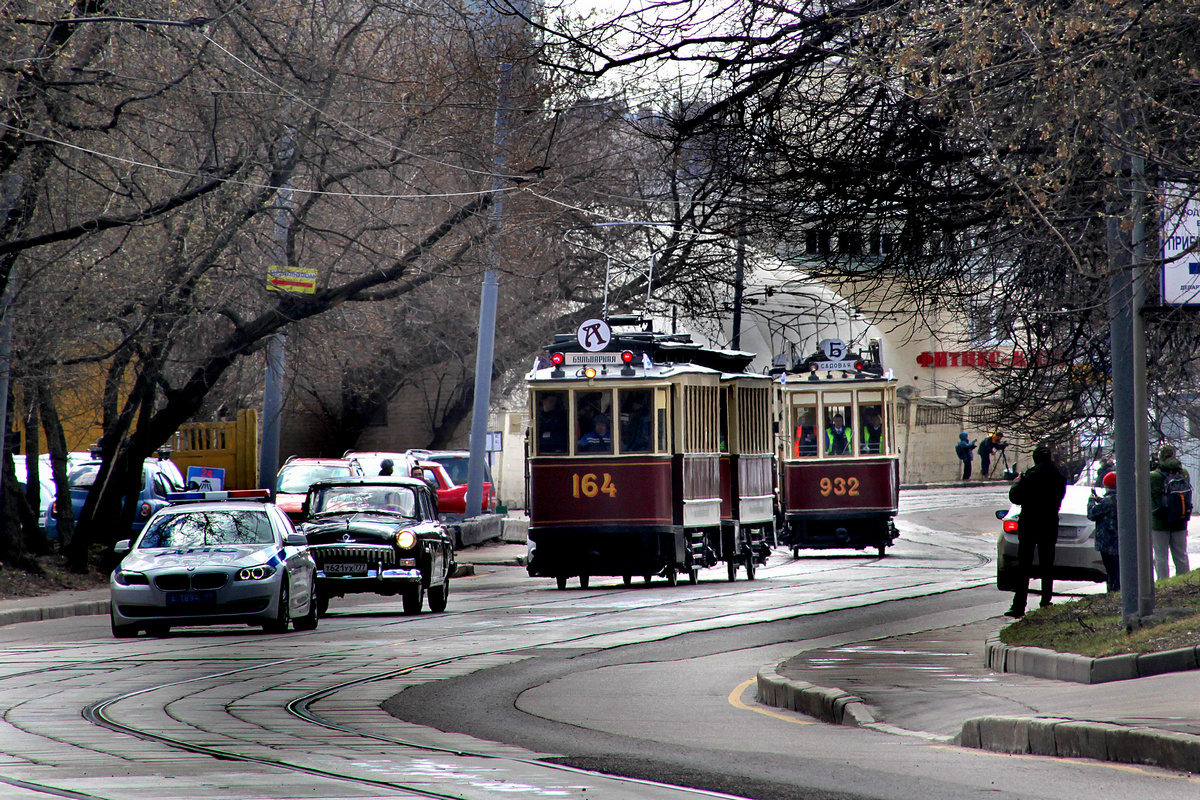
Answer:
[138,510,276,547]
[429,455,490,486]
[309,485,418,518]
[277,464,352,494]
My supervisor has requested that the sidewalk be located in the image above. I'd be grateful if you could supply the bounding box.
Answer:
[759,615,1200,772]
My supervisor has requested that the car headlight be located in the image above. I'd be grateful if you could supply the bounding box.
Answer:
[235,564,278,581]
[114,570,149,586]
[395,529,417,549]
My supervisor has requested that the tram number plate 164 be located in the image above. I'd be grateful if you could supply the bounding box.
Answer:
[572,472,617,498]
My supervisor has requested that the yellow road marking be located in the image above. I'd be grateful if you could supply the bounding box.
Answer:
[727,678,814,724]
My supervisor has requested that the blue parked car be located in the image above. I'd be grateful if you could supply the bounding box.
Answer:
[48,457,185,539]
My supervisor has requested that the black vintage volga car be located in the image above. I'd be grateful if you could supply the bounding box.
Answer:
[298,476,455,615]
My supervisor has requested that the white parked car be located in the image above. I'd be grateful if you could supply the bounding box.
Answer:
[995,483,1108,590]
[109,490,318,637]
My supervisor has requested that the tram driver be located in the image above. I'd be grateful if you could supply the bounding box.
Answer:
[825,413,851,456]
[861,408,884,454]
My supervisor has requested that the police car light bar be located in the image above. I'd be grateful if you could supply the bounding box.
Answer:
[166,489,272,502]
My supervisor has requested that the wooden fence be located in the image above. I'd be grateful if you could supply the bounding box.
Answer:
[168,409,258,490]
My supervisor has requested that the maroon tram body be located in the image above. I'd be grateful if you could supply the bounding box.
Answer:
[525,319,774,588]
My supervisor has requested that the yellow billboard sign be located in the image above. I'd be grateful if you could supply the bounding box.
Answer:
[267,265,318,294]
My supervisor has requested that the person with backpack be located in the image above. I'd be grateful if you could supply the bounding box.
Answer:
[1087,470,1120,592]
[977,432,1007,479]
[1149,445,1192,580]
[955,432,977,480]
[1004,445,1067,618]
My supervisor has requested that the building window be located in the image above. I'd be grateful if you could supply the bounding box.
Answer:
[806,229,831,256]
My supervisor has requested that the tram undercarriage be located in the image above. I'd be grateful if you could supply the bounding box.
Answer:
[782,513,898,558]
[527,524,767,588]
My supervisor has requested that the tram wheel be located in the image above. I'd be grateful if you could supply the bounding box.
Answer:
[665,565,678,587]
[727,559,737,582]
[623,574,633,587]
[744,552,756,581]
[579,574,590,589]
[688,566,699,585]
[556,575,568,590]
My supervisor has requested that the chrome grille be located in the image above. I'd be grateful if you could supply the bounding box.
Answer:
[310,544,396,566]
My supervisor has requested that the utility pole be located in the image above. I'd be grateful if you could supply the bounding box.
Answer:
[259,136,294,499]
[465,8,515,519]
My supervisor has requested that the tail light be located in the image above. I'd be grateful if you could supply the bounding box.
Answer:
[139,501,153,520]
[488,487,498,511]
[1003,519,1019,533]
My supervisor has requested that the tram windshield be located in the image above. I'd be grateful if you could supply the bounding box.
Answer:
[619,388,653,453]
[822,393,854,457]
[860,399,885,454]
[791,395,819,457]
[536,391,569,455]
[576,390,614,453]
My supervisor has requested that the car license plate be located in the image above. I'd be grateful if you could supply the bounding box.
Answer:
[325,563,368,575]
[165,591,215,605]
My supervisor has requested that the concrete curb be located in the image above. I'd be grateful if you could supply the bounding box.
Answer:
[985,635,1200,684]
[756,662,876,727]
[0,599,110,628]
[759,655,1200,772]
[959,715,1200,772]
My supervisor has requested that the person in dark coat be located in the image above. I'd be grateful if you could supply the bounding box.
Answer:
[955,432,977,481]
[1005,445,1067,618]
[1087,470,1119,593]
[977,432,1007,479]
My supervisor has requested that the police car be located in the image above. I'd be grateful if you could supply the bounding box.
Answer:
[109,490,318,638]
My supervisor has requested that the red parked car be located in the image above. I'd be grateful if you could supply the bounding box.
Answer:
[275,457,363,521]
[414,457,496,516]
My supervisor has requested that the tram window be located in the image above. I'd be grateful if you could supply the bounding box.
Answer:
[576,390,614,453]
[860,402,885,454]
[619,388,653,453]
[823,404,854,457]
[719,388,729,453]
[535,391,569,455]
[792,400,819,457]
[656,389,669,452]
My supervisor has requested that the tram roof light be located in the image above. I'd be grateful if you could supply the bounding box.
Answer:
[550,352,564,366]
[621,350,634,363]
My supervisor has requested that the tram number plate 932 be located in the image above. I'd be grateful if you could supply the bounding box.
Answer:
[819,476,860,497]
[572,472,617,499]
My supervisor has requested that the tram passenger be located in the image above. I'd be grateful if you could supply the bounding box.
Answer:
[825,413,850,456]
[577,415,613,453]
[861,409,883,454]
[794,426,818,456]
[621,394,653,453]
[537,393,569,454]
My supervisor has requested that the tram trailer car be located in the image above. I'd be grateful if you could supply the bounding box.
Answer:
[776,348,900,557]
[525,318,775,588]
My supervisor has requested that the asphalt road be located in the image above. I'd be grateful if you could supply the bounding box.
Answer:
[0,485,1196,800]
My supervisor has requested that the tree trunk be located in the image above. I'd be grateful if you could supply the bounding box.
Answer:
[37,381,75,551]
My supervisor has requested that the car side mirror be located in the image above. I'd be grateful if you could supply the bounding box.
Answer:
[114,539,131,556]
[995,509,1007,520]
[285,532,308,547]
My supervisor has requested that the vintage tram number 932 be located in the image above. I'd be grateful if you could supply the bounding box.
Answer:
[819,476,860,497]
[572,473,617,499]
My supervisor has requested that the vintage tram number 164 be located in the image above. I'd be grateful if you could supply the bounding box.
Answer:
[819,476,860,497]
[572,472,617,498]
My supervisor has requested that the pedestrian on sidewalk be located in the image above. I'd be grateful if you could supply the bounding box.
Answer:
[1005,445,1067,618]
[978,432,1007,479]
[955,432,977,481]
[1087,470,1120,593]
[1149,445,1192,580]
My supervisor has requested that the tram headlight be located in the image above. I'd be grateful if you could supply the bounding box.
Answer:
[584,366,597,379]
